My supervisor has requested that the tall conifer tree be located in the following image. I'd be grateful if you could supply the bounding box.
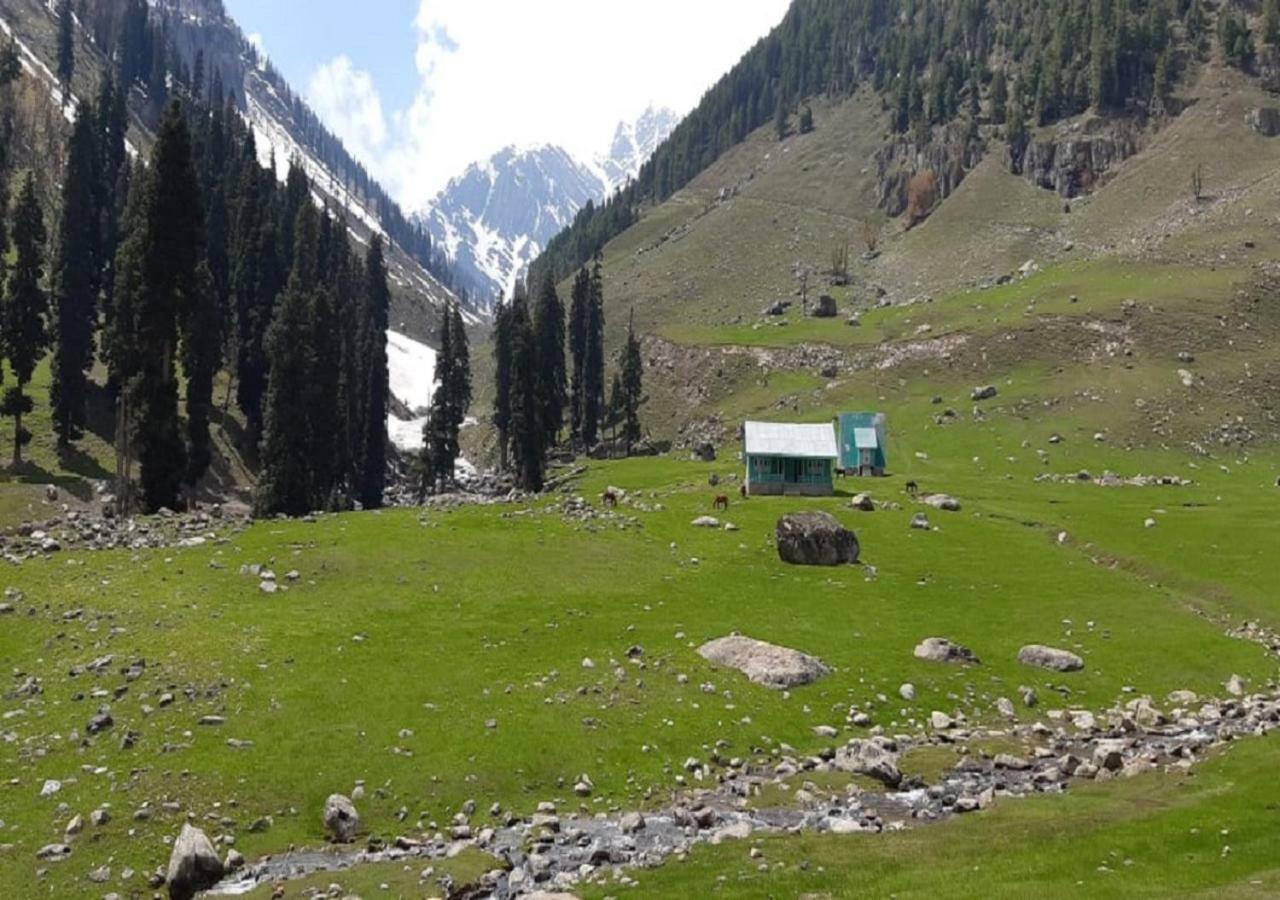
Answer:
[2,173,48,466]
[533,271,566,446]
[581,254,606,448]
[567,267,589,446]
[50,101,100,446]
[125,102,203,511]
[357,236,390,508]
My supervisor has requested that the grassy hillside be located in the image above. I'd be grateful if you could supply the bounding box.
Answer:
[562,60,1280,463]
[2,425,1278,896]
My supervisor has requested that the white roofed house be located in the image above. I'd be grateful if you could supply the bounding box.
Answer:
[742,421,838,496]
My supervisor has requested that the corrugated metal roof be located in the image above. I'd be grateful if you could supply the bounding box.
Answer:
[853,427,879,449]
[744,421,838,459]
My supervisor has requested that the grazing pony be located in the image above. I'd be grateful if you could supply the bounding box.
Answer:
[602,490,620,508]
[905,480,919,497]
[713,494,730,511]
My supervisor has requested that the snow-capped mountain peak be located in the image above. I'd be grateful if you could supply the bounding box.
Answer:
[423,107,677,304]
[597,105,680,194]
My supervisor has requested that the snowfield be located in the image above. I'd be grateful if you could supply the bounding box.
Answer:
[386,329,435,452]
[384,330,476,477]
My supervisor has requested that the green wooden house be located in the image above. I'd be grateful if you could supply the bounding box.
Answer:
[743,421,838,496]
[836,412,887,476]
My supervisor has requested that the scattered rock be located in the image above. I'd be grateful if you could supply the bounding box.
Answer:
[691,516,721,529]
[913,637,979,665]
[920,493,961,512]
[1017,644,1084,672]
[323,794,360,843]
[909,512,931,530]
[833,739,902,788]
[35,843,71,862]
[697,635,830,689]
[972,385,998,401]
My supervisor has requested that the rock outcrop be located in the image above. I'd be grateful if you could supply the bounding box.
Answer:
[1012,119,1138,197]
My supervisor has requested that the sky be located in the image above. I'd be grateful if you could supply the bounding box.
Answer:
[223,0,793,211]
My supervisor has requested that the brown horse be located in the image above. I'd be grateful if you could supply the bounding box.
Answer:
[905,480,919,497]
[739,483,748,499]
[602,490,619,508]
[713,494,730,511]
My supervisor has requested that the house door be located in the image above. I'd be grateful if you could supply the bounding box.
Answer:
[784,458,800,483]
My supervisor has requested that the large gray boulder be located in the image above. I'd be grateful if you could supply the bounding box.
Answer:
[698,635,830,689]
[833,739,902,788]
[775,512,859,566]
[913,637,979,665]
[166,824,224,900]
[1018,644,1084,672]
[323,793,360,842]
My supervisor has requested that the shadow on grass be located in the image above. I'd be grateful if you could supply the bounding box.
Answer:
[55,443,112,482]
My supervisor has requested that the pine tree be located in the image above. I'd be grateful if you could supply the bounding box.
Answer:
[423,302,455,492]
[447,300,471,447]
[423,299,472,492]
[506,290,545,491]
[798,105,814,134]
[567,267,589,446]
[56,0,74,95]
[50,101,100,447]
[2,173,49,466]
[491,293,515,471]
[331,223,361,498]
[533,271,566,446]
[307,272,341,506]
[605,370,623,442]
[357,235,390,509]
[256,273,314,516]
[96,74,128,332]
[774,85,789,140]
[618,308,644,452]
[127,102,204,511]
[180,262,220,486]
[581,255,606,448]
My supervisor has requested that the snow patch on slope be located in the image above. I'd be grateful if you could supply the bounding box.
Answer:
[386,328,435,452]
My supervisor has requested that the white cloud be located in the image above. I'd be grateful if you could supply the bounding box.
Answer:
[306,0,792,212]
[307,55,389,168]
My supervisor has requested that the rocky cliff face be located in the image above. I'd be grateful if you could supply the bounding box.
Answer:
[874,124,985,217]
[873,114,1146,222]
[1013,119,1140,198]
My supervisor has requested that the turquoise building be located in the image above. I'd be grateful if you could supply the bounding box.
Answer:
[743,421,838,496]
[835,412,887,476]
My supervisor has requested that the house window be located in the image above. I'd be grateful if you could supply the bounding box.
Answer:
[750,456,784,478]
[805,459,827,479]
